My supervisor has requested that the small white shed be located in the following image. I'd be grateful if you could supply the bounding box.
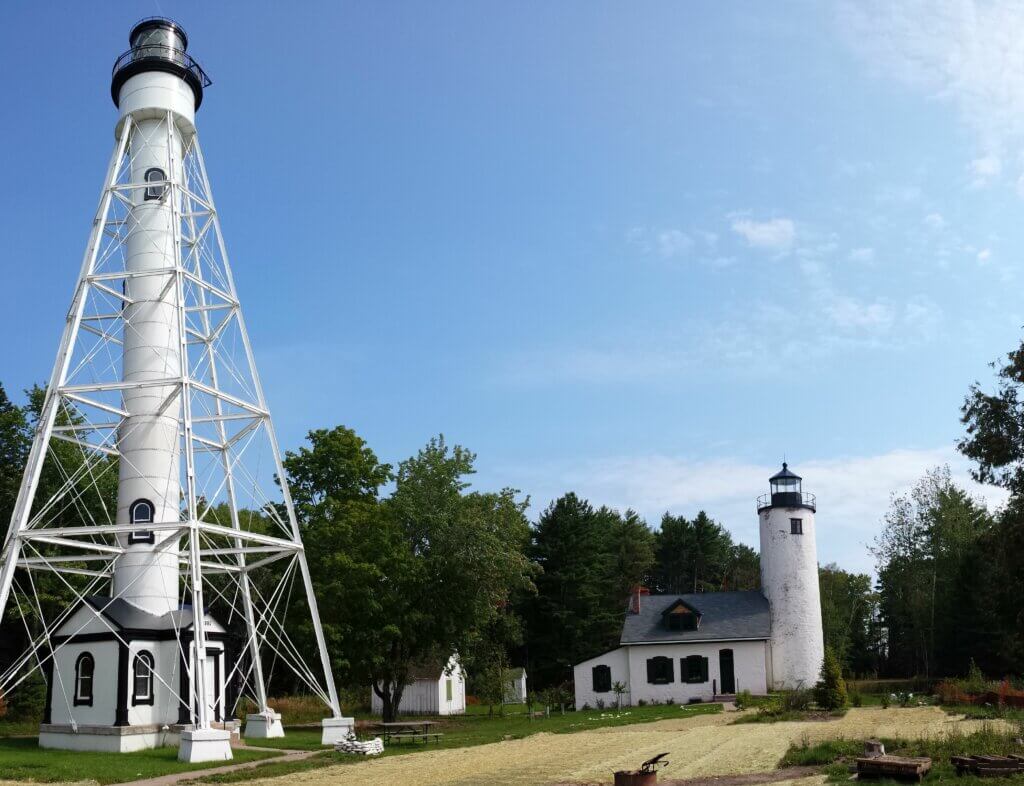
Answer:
[504,667,528,703]
[370,654,466,716]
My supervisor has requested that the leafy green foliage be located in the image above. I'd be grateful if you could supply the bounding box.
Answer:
[283,429,535,721]
[819,564,877,675]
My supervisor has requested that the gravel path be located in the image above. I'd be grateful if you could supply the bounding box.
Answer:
[202,706,1007,786]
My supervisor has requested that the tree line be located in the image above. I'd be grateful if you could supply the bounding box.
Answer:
[3,328,1024,719]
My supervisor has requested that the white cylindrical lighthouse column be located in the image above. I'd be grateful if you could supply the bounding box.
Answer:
[757,464,825,690]
[109,18,200,616]
[111,113,185,616]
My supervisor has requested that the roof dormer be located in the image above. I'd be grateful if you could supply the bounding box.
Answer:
[661,598,702,632]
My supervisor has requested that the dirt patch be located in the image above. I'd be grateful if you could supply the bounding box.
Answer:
[216,706,1009,786]
[553,765,824,786]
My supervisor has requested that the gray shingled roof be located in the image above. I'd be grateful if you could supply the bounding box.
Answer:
[620,591,770,644]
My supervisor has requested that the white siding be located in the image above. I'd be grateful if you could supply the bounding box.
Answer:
[50,640,119,726]
[370,656,466,716]
[573,648,629,710]
[573,640,768,709]
[626,640,767,705]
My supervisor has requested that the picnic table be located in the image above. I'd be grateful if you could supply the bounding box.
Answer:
[374,720,442,744]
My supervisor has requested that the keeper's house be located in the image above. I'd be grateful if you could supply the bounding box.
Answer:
[573,590,770,708]
[573,464,827,709]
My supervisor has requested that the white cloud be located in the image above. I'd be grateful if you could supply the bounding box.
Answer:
[977,247,992,263]
[487,447,1007,575]
[841,1,1024,186]
[924,212,946,230]
[730,217,796,250]
[970,154,1002,187]
[657,229,693,258]
[826,296,895,331]
[848,247,875,263]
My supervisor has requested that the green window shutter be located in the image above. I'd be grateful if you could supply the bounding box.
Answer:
[701,657,709,682]
[646,658,656,683]
[679,657,689,682]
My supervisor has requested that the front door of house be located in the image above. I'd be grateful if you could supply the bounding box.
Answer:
[719,649,735,694]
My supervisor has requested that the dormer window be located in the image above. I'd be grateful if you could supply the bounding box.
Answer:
[662,599,701,632]
[129,498,155,544]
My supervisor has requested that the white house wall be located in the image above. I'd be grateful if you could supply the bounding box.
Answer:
[573,648,629,710]
[50,640,119,726]
[573,641,767,709]
[626,640,767,705]
[127,639,181,727]
[437,662,466,715]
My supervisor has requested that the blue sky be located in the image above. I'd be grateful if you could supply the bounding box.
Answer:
[2,1,1022,574]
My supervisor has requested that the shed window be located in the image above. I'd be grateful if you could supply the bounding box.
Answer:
[646,656,674,685]
[445,678,453,702]
[592,664,611,693]
[144,167,166,200]
[129,498,155,544]
[680,655,709,684]
[133,650,155,704]
[74,652,94,706]
[790,518,803,535]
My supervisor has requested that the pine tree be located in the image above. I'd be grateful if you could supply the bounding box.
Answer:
[814,646,848,711]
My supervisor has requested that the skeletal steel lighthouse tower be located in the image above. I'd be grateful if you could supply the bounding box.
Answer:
[0,18,351,761]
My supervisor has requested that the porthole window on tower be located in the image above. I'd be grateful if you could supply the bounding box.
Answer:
[129,498,155,544]
[144,167,166,200]
[790,518,803,535]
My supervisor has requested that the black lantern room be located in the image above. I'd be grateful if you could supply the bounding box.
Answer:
[758,462,815,511]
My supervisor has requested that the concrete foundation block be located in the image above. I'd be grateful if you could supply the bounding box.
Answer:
[244,711,284,739]
[178,727,233,763]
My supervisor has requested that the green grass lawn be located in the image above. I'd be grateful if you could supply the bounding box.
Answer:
[0,737,278,785]
[245,701,721,752]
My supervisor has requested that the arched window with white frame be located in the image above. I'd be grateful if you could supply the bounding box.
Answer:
[74,652,94,706]
[132,650,155,705]
[129,498,155,544]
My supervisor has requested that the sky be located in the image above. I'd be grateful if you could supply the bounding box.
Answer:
[2,1,1023,575]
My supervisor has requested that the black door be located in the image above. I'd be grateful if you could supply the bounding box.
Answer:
[718,649,735,694]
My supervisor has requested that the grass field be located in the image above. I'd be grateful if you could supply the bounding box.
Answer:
[781,723,1024,785]
[0,737,277,785]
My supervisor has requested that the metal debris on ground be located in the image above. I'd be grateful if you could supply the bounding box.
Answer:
[613,752,670,786]
[855,755,932,782]
[951,754,1024,777]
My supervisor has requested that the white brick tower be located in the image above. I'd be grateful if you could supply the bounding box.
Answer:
[757,463,825,690]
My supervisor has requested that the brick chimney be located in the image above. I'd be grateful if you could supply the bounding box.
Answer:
[629,585,650,614]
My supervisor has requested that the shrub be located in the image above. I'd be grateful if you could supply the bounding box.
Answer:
[781,688,813,712]
[637,699,647,707]
[964,659,987,695]
[6,672,46,722]
[595,698,605,710]
[814,647,848,711]
[665,697,675,706]
[881,693,890,709]
[735,689,755,709]
[580,702,591,711]
[850,687,863,707]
